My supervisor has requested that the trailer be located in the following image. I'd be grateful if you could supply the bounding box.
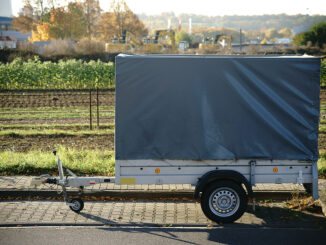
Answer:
[32,54,321,223]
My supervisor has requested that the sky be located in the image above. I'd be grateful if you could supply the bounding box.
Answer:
[9,0,326,16]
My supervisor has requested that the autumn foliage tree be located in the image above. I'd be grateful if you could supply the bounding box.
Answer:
[30,22,51,41]
[14,0,55,38]
[29,1,89,41]
[14,0,148,44]
[97,0,148,42]
[12,4,35,33]
[50,2,87,40]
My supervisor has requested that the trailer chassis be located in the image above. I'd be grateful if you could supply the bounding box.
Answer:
[31,151,319,221]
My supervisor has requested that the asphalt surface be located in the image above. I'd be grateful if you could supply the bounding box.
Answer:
[0,226,325,245]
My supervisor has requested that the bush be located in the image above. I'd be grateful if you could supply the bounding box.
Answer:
[42,39,76,56]
[75,38,105,55]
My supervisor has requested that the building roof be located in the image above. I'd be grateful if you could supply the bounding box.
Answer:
[0,16,13,24]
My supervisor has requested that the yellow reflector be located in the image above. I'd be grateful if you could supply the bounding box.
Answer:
[273,168,278,173]
[155,168,160,174]
[120,178,135,185]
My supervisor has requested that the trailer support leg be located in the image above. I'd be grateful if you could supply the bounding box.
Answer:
[250,160,256,186]
[252,197,256,212]
[312,162,319,200]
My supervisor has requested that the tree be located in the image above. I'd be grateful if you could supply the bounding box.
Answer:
[261,38,268,45]
[49,2,86,40]
[82,0,102,40]
[293,21,326,48]
[30,1,87,41]
[67,2,87,39]
[278,28,293,38]
[265,28,281,40]
[310,21,326,47]
[26,0,53,22]
[175,31,192,44]
[13,0,58,33]
[245,30,265,42]
[29,22,51,41]
[12,4,35,33]
[97,0,147,42]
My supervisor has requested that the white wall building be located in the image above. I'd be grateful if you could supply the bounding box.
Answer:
[0,36,16,49]
[0,0,13,17]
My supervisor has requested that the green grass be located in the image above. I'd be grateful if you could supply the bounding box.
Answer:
[0,146,115,176]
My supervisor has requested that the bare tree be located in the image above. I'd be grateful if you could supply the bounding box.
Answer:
[82,0,102,40]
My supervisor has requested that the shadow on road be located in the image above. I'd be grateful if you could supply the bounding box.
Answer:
[78,203,326,245]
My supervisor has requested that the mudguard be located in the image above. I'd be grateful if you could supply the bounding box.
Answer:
[194,170,253,199]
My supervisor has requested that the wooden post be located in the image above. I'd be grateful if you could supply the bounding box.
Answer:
[97,87,100,128]
[89,89,92,130]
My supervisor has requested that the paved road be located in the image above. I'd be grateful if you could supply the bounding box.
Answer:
[0,199,325,244]
[0,226,325,245]
[1,200,325,227]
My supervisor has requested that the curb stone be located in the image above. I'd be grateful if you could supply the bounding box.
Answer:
[0,190,306,201]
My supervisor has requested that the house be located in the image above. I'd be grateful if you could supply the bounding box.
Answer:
[0,36,16,49]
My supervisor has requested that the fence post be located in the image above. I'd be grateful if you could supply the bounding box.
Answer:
[97,87,100,128]
[89,89,92,130]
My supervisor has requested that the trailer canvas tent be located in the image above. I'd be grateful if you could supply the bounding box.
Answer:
[116,55,320,161]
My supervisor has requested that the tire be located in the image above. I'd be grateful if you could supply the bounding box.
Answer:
[200,180,248,223]
[69,198,84,213]
[303,183,312,195]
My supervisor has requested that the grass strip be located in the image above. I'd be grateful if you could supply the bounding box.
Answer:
[0,123,114,130]
[0,112,114,119]
[0,106,115,112]
[0,146,115,176]
[0,129,114,136]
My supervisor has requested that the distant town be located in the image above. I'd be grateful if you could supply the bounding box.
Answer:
[1,0,326,55]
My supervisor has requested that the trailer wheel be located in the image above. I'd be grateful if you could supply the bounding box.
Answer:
[69,198,84,213]
[200,180,247,223]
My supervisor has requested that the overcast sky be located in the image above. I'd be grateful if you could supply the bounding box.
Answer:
[10,0,326,16]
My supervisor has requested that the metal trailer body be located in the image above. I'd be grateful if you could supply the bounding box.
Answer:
[116,159,319,199]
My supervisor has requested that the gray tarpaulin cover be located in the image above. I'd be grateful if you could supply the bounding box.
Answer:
[115,54,320,161]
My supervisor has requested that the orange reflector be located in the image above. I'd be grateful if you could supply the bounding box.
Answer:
[273,168,278,173]
[155,168,160,174]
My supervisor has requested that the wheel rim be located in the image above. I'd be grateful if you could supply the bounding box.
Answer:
[71,200,81,211]
[208,187,240,217]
